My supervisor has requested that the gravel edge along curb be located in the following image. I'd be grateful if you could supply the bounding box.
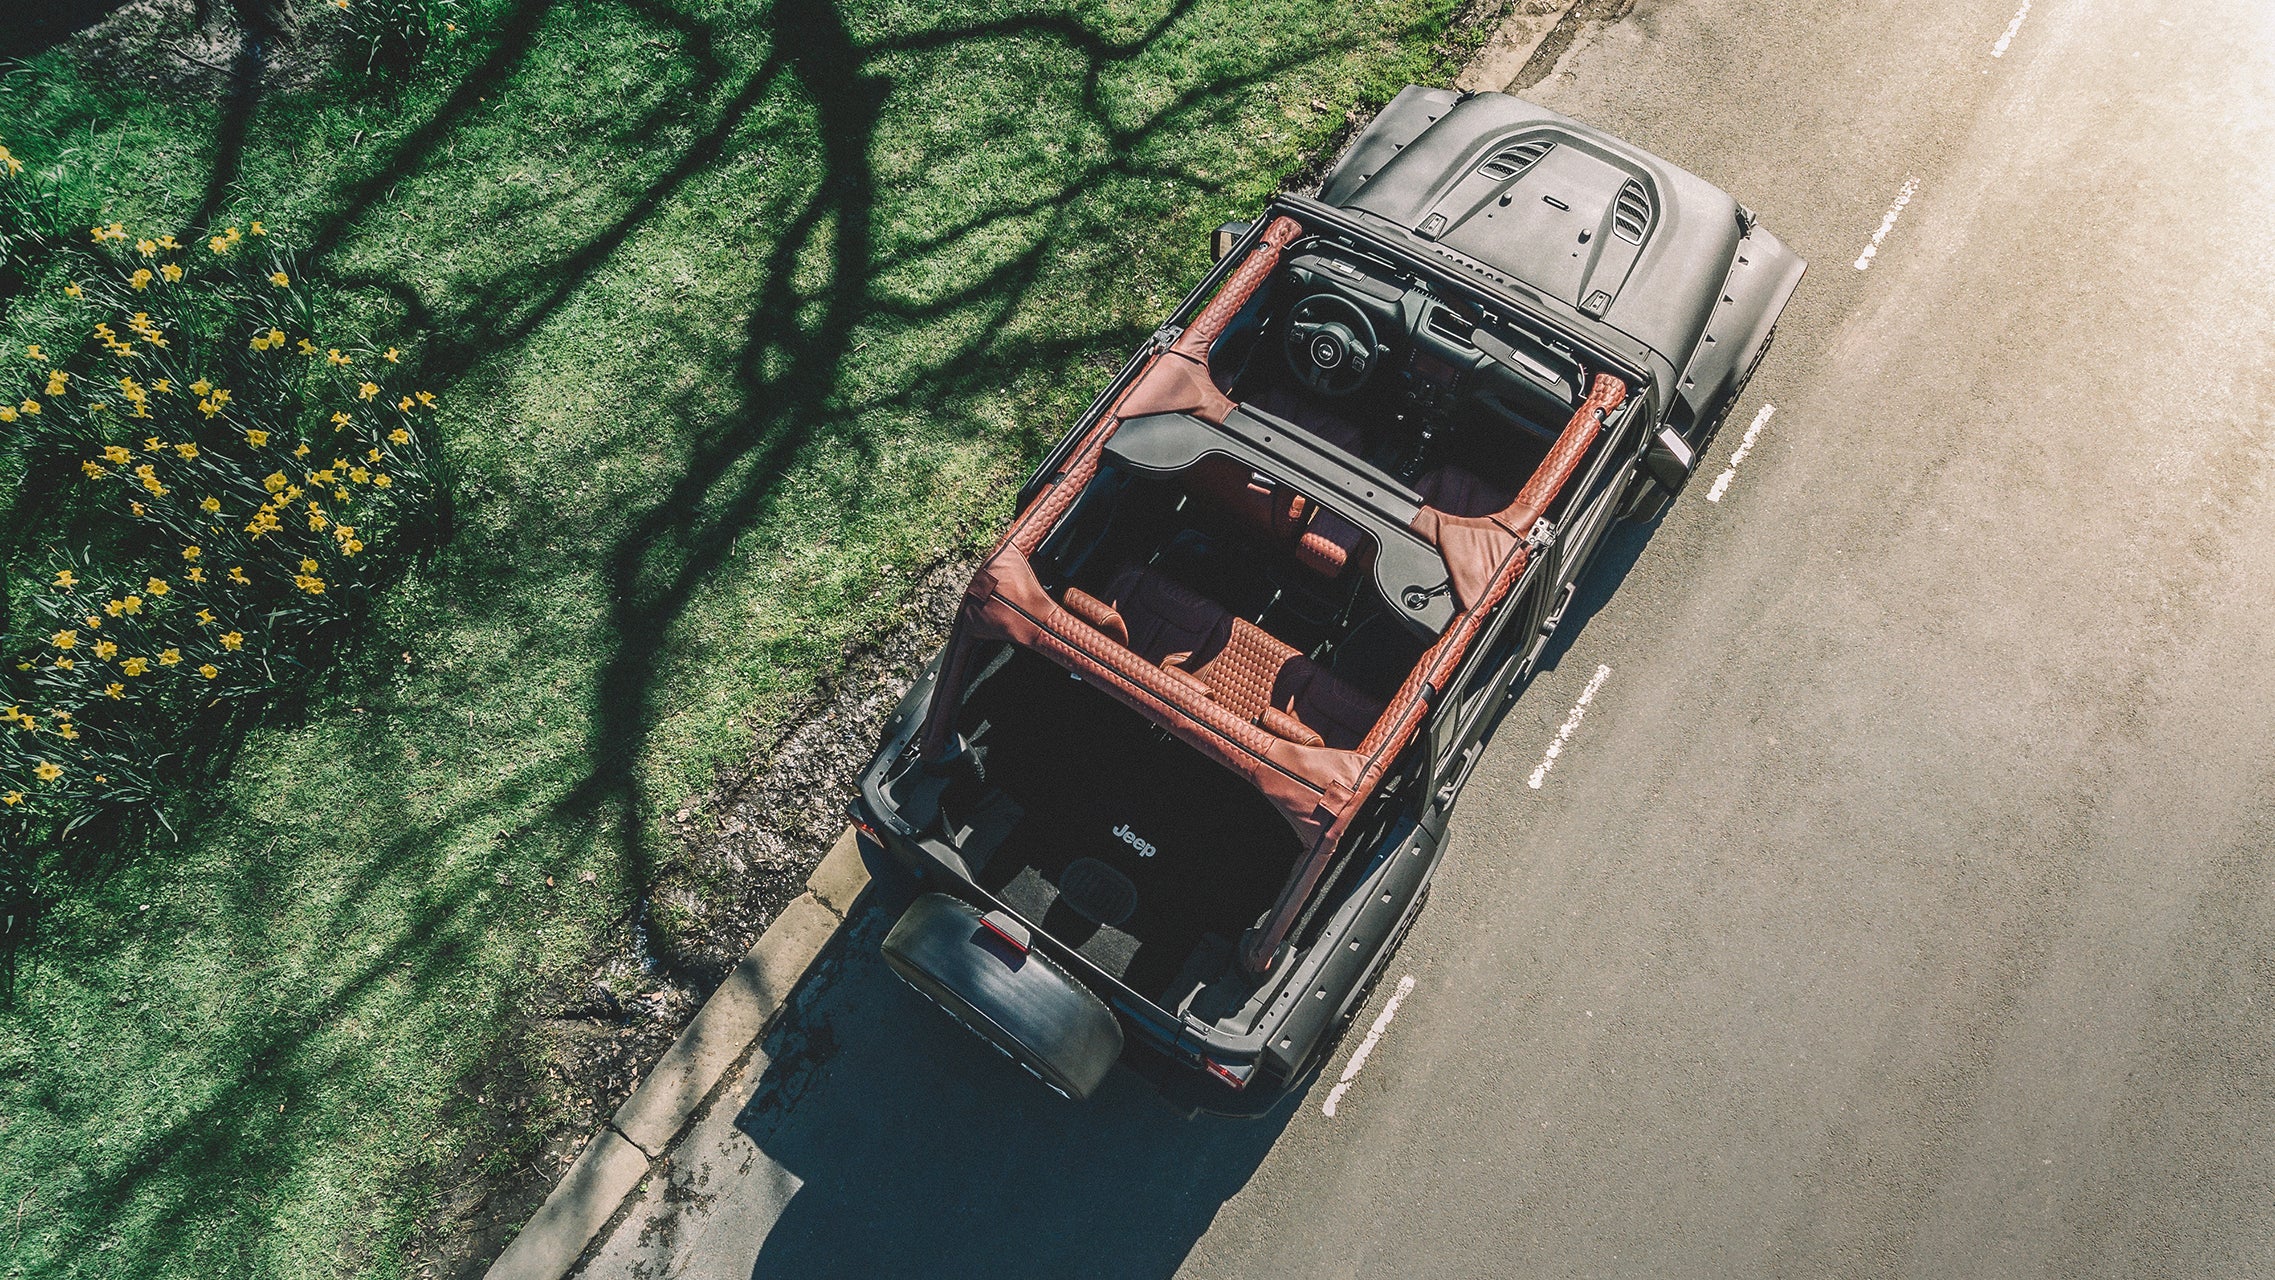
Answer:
[482,828,872,1280]
[477,5,1587,1271]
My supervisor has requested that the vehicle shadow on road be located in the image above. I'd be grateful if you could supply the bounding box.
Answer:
[727,882,1296,1280]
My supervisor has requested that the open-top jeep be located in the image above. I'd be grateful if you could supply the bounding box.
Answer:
[853,88,1803,1104]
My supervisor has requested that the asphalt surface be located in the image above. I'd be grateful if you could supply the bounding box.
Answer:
[576,0,2275,1275]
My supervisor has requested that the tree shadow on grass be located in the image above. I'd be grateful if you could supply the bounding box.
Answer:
[17,0,1448,1267]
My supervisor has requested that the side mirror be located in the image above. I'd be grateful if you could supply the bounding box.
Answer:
[1211,220,1252,262]
[1641,425,1697,494]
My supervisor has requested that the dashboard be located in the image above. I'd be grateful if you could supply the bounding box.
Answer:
[1265,241,1590,450]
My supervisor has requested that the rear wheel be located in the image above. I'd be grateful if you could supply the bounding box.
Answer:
[883,892,1124,1100]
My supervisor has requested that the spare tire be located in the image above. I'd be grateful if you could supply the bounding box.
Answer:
[882,893,1124,1100]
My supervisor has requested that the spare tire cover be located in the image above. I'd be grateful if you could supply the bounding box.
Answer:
[882,892,1125,1100]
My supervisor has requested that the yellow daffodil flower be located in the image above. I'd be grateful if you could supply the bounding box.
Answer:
[388,428,410,444]
[159,649,181,667]
[54,569,77,589]
[199,663,219,679]
[105,682,123,699]
[373,474,392,488]
[270,271,290,287]
[246,429,269,446]
[130,268,153,290]
[220,631,244,651]
[228,566,249,585]
[34,761,61,782]
[161,263,184,283]
[120,656,149,676]
[359,381,380,401]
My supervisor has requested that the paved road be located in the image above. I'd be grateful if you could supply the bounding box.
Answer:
[578,0,2275,1274]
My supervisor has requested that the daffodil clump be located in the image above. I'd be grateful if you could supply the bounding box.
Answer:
[0,216,436,905]
[1,134,62,301]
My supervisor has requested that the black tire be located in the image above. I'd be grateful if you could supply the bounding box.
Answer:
[882,893,1124,1100]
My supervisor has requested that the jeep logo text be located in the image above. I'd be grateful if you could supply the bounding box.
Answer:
[1112,823,1157,858]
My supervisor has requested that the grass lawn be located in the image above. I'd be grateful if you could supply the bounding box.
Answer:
[0,0,1483,1272]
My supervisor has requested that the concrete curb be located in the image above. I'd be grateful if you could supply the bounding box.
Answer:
[1455,0,1586,94]
[484,827,873,1280]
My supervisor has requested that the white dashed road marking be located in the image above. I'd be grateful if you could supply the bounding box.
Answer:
[1323,974,1415,1117]
[1854,176,1919,271]
[1991,0,2032,56]
[1705,403,1776,503]
[1528,664,1612,790]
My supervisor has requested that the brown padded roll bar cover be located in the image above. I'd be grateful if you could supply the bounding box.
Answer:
[1115,215,1305,425]
[1408,374,1629,609]
[1239,372,1629,972]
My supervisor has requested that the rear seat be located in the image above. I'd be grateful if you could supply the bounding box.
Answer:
[1061,565,1385,750]
[1181,457,1369,580]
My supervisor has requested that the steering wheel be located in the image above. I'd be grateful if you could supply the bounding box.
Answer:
[1283,293,1382,398]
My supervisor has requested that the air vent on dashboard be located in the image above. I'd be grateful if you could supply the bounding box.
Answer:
[1425,306,1475,345]
[1612,179,1652,243]
[1479,137,1553,180]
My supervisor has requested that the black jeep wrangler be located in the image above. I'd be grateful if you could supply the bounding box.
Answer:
[853,87,1803,1104]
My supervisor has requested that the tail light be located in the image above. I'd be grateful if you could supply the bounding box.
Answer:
[1203,1057,1255,1090]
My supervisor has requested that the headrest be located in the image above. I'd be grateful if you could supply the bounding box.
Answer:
[1061,588,1129,647]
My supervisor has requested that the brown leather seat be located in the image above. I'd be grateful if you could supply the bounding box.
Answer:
[1181,456,1368,582]
[1064,565,1386,750]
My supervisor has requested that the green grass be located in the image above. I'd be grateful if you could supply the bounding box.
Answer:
[0,0,1480,1273]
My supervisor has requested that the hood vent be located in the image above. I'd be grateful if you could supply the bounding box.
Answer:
[1479,137,1553,181]
[1612,179,1652,243]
